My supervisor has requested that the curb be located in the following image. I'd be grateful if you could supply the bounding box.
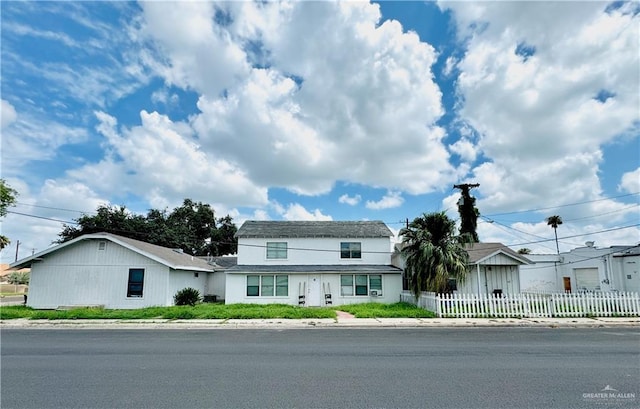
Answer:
[1,317,638,329]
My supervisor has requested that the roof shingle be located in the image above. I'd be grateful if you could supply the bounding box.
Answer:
[236,220,393,238]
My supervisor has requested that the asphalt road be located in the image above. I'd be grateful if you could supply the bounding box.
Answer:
[1,328,639,409]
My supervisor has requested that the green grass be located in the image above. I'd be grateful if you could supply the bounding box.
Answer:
[0,302,434,320]
[335,302,435,318]
[0,303,338,320]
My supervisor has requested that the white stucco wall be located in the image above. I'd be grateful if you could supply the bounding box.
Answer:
[225,272,402,306]
[237,237,392,265]
[206,272,226,300]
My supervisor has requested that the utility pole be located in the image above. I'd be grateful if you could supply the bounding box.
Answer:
[453,183,480,242]
[14,240,20,262]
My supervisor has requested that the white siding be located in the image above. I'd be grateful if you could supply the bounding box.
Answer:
[237,237,392,265]
[168,270,207,305]
[225,272,402,306]
[26,239,204,309]
[206,272,226,300]
[458,265,520,295]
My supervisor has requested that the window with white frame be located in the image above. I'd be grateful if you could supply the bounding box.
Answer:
[340,274,382,296]
[247,275,289,297]
[266,242,287,259]
[340,242,361,259]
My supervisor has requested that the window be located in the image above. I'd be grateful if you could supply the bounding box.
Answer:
[340,242,361,259]
[266,242,287,259]
[247,275,288,297]
[340,274,382,296]
[127,268,144,298]
[98,241,107,251]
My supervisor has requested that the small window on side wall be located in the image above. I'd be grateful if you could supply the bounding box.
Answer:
[127,268,144,298]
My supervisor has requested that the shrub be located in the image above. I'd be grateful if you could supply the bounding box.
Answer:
[173,287,201,306]
[7,271,29,285]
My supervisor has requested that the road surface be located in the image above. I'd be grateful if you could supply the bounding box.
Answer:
[2,327,638,408]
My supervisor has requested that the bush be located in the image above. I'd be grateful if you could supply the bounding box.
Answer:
[7,271,29,285]
[173,287,201,306]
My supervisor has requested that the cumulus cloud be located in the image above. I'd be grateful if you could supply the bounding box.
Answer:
[144,1,456,196]
[619,168,640,194]
[441,1,639,213]
[67,110,268,211]
[280,203,333,221]
[366,191,404,210]
[339,194,362,206]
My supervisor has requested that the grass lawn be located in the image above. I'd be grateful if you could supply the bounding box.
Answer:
[0,302,433,320]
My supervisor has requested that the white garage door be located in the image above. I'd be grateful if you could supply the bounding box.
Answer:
[574,268,600,292]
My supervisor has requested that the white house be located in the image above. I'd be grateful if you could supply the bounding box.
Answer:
[393,242,530,295]
[9,232,221,309]
[520,242,640,293]
[224,221,402,306]
[457,243,531,295]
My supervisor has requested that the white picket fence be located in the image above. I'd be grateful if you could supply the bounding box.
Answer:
[400,291,640,318]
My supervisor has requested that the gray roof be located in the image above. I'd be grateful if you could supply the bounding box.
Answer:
[464,242,531,265]
[210,256,238,269]
[10,232,214,272]
[236,220,393,238]
[227,264,402,274]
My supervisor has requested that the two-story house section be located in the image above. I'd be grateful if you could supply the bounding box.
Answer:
[224,221,402,306]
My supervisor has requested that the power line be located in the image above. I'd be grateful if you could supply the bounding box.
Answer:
[6,210,78,225]
[483,192,640,217]
[15,202,93,214]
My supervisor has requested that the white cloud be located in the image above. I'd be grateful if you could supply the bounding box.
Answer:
[1,99,17,129]
[67,110,268,211]
[619,168,640,194]
[366,191,404,210]
[280,203,333,221]
[449,138,477,162]
[146,1,456,196]
[339,194,361,206]
[440,2,639,214]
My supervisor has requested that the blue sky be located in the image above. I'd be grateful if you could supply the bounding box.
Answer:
[1,1,639,262]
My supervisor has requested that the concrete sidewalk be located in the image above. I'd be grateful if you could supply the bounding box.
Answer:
[1,316,638,329]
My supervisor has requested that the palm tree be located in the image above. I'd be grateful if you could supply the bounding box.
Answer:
[546,215,563,254]
[400,211,470,296]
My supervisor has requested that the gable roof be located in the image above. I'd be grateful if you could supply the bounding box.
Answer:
[236,220,393,238]
[464,242,531,265]
[9,232,214,272]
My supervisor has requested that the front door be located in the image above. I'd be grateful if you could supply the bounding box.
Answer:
[563,277,571,293]
[307,275,321,306]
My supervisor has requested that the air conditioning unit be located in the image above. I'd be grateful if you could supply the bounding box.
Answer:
[370,290,381,297]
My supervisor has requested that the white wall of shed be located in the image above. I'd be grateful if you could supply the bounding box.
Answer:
[26,239,170,309]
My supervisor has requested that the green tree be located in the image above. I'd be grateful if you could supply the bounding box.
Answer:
[58,205,148,242]
[400,211,470,296]
[546,215,563,254]
[0,179,18,250]
[57,199,238,257]
[517,248,531,254]
[209,215,238,256]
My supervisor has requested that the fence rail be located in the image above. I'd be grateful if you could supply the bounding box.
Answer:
[400,291,640,318]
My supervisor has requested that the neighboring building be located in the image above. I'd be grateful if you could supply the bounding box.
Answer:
[225,221,402,306]
[519,242,640,293]
[9,233,219,309]
[457,243,531,295]
[393,242,530,295]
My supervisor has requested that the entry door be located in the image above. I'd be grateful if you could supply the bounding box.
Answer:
[307,275,321,306]
[563,277,571,293]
